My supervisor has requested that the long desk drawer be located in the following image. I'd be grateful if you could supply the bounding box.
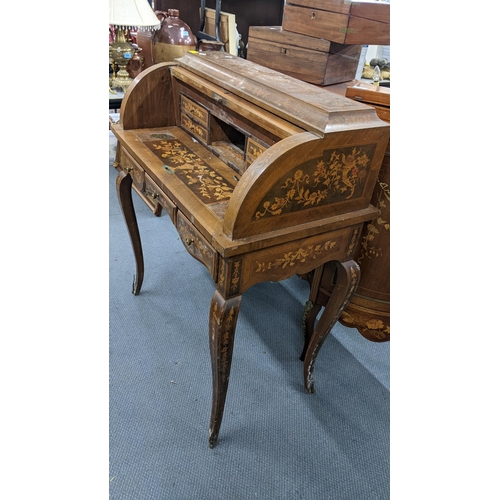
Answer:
[176,212,218,280]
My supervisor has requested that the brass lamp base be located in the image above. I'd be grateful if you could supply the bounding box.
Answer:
[109,28,135,92]
[109,63,133,93]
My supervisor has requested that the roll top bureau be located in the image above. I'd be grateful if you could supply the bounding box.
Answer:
[110,51,389,447]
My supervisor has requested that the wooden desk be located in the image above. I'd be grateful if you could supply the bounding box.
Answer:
[110,53,389,447]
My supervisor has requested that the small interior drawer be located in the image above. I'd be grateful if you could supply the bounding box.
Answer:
[245,136,269,167]
[181,113,209,144]
[181,94,209,127]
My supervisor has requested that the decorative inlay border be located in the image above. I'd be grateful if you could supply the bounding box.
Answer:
[230,261,241,294]
[217,259,242,296]
[210,302,234,381]
[345,226,361,260]
[358,179,390,262]
[254,240,339,273]
[218,259,226,288]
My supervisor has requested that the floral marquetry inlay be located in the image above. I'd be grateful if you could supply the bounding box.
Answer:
[358,179,390,262]
[255,240,338,272]
[181,114,209,143]
[254,144,375,220]
[246,137,268,163]
[340,310,390,341]
[230,261,241,294]
[210,302,234,382]
[217,259,242,297]
[144,139,234,204]
[346,227,360,260]
[181,95,209,126]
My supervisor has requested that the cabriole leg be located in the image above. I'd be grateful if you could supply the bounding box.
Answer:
[208,290,242,448]
[303,260,360,394]
[116,170,144,295]
[300,301,322,362]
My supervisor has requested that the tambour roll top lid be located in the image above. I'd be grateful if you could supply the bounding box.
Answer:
[176,51,382,136]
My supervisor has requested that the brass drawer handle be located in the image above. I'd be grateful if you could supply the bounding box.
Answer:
[185,237,194,246]
[124,166,133,173]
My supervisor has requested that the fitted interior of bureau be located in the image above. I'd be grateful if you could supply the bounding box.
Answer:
[171,66,304,177]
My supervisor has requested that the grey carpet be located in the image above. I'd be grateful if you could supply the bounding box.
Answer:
[109,131,390,499]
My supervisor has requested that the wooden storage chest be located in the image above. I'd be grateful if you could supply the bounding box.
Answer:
[247,26,362,85]
[282,0,390,45]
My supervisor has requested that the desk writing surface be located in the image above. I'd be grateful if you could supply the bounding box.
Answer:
[132,126,239,207]
[113,125,235,242]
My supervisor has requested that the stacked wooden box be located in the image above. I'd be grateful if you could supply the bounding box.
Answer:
[247,0,389,86]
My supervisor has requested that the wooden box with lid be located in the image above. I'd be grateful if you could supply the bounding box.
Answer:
[282,0,390,46]
[247,26,362,85]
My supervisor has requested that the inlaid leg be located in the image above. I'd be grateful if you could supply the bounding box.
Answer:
[300,264,326,361]
[208,290,242,448]
[300,263,325,362]
[303,260,360,394]
[116,170,144,295]
[300,301,322,362]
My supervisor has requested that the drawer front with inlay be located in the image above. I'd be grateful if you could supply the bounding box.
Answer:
[181,94,209,127]
[176,212,218,279]
[181,113,209,144]
[237,225,360,292]
[144,174,177,223]
[245,136,270,167]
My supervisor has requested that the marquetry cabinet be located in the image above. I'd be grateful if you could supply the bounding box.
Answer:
[303,81,390,342]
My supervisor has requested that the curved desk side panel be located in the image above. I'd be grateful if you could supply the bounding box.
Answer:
[120,62,177,130]
[223,124,389,241]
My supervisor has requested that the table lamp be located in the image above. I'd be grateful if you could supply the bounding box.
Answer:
[109,0,161,92]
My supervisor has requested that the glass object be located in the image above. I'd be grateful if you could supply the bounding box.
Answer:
[372,65,380,86]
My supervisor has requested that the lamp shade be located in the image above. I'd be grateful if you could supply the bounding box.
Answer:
[109,0,161,30]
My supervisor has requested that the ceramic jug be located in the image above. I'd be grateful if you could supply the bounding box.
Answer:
[153,9,197,63]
